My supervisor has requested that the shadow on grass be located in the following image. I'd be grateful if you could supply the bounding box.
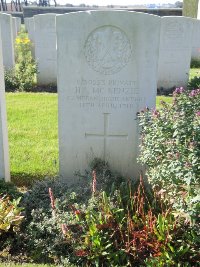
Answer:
[11,172,54,188]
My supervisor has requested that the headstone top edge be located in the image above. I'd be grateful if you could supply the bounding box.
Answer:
[56,10,161,21]
[34,13,57,19]
[0,12,11,17]
[161,15,194,20]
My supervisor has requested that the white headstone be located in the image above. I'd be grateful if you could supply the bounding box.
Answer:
[24,17,35,58]
[0,13,15,70]
[0,27,10,181]
[25,17,34,41]
[57,11,161,182]
[157,16,193,91]
[34,14,57,85]
[191,19,200,62]
[12,17,17,43]
[24,17,29,31]
[15,17,21,33]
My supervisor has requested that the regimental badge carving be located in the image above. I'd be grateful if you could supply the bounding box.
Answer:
[84,26,132,75]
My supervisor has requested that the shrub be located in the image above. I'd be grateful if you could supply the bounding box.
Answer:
[0,197,23,235]
[19,159,200,265]
[23,161,127,264]
[0,180,22,200]
[188,75,200,90]
[4,69,19,92]
[22,177,69,222]
[14,32,37,91]
[4,30,37,92]
[26,176,200,266]
[22,159,126,222]
[138,88,200,224]
[0,196,24,258]
[77,158,126,195]
[190,58,200,68]
[26,208,73,264]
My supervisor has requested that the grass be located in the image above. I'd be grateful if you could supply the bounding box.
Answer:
[156,96,172,108]
[6,93,58,186]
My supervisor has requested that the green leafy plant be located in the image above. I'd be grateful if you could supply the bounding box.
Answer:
[10,158,198,265]
[4,30,37,92]
[0,196,24,259]
[0,197,23,235]
[14,32,37,91]
[190,58,200,68]
[22,171,200,266]
[138,88,200,223]
[188,75,200,90]
[60,175,200,266]
[4,69,19,92]
[23,162,126,265]
[0,180,22,200]
[22,177,69,222]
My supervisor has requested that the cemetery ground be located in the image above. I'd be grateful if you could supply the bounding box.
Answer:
[6,93,58,187]
[0,69,199,266]
[0,13,200,267]
[5,68,198,187]
[6,92,170,187]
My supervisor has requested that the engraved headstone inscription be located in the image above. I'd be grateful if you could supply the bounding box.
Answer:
[57,11,161,182]
[0,27,10,181]
[34,14,57,85]
[157,16,193,91]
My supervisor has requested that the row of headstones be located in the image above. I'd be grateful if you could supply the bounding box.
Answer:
[0,13,21,70]
[0,11,198,183]
[24,13,200,91]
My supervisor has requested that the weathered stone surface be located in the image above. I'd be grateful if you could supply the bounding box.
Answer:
[191,19,200,61]
[34,14,57,85]
[157,16,193,91]
[57,11,161,182]
[0,13,15,70]
[12,17,17,43]
[0,27,10,181]
[24,17,35,58]
[15,17,21,32]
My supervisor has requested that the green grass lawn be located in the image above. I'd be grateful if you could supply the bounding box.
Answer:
[156,95,172,108]
[6,92,172,186]
[6,93,58,186]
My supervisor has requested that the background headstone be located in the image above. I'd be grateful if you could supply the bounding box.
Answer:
[15,17,21,33]
[191,19,200,62]
[34,14,57,85]
[24,17,29,31]
[24,17,35,58]
[12,17,17,44]
[0,27,10,181]
[0,13,15,70]
[157,16,193,91]
[57,11,161,182]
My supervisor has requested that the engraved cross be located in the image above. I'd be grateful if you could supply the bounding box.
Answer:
[85,113,128,160]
